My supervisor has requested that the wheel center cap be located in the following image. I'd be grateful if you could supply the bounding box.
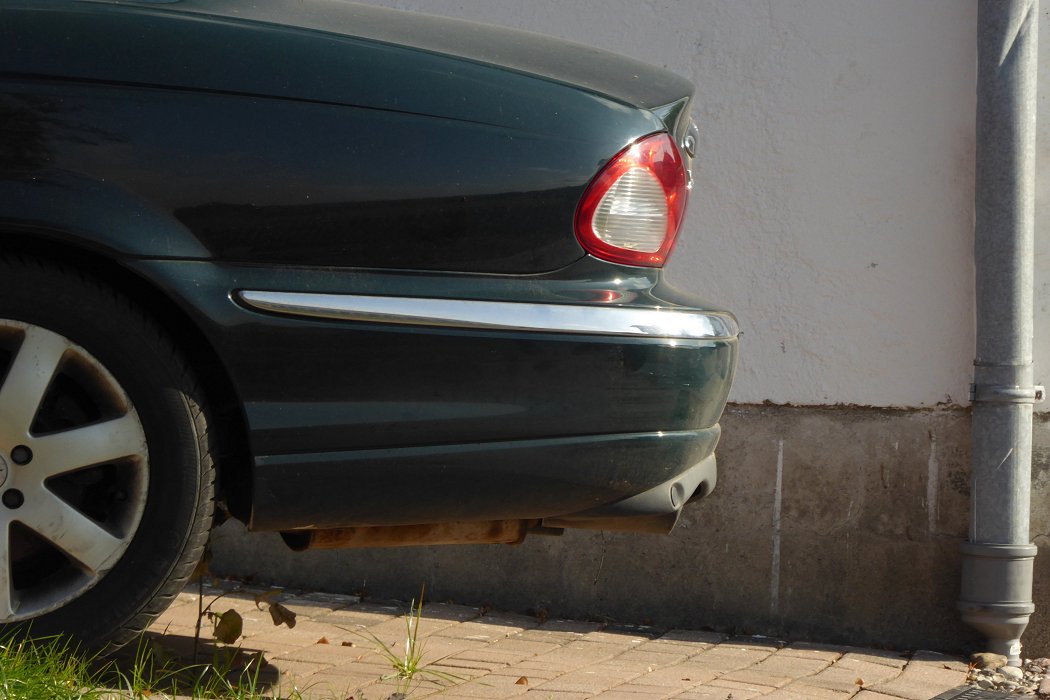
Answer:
[0,454,8,488]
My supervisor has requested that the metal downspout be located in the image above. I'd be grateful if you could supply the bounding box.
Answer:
[959,0,1041,666]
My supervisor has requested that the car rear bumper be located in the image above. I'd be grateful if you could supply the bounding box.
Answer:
[250,426,720,532]
[129,258,738,534]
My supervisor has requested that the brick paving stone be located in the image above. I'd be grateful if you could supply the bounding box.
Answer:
[414,634,491,659]
[667,662,723,684]
[841,651,910,669]
[613,664,716,688]
[521,691,592,699]
[294,669,385,698]
[868,655,968,700]
[449,647,540,666]
[424,602,484,622]
[311,604,400,629]
[684,647,776,674]
[717,667,794,689]
[277,593,360,618]
[486,637,563,656]
[832,657,906,685]
[152,599,201,629]
[674,688,764,700]
[798,665,897,694]
[491,659,567,680]
[582,626,661,645]
[428,655,512,672]
[703,678,780,697]
[358,613,461,644]
[592,690,678,700]
[244,618,349,646]
[613,648,692,667]
[557,640,633,659]
[534,619,605,634]
[696,645,776,661]
[269,658,333,686]
[436,618,538,643]
[433,673,534,698]
[639,640,716,658]
[749,653,833,678]
[775,643,846,663]
[422,663,492,682]
[761,683,857,700]
[724,637,786,651]
[657,630,728,645]
[853,692,909,700]
[370,677,451,698]
[273,640,381,665]
[532,665,642,693]
[910,651,970,673]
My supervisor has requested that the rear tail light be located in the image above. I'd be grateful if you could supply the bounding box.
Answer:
[574,132,690,267]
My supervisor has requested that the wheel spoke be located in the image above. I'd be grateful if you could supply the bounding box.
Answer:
[21,490,125,574]
[30,414,147,480]
[0,326,68,438]
[0,519,13,620]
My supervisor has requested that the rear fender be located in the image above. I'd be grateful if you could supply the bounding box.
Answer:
[0,169,209,259]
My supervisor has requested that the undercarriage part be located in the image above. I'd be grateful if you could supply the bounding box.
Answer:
[280,519,539,551]
[544,453,716,534]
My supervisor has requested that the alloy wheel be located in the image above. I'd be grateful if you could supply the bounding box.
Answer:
[0,320,148,621]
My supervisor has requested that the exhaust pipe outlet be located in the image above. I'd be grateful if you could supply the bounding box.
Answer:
[958,543,1037,665]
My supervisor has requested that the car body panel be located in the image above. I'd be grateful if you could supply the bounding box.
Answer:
[0,78,638,272]
[2,0,692,114]
[0,0,737,539]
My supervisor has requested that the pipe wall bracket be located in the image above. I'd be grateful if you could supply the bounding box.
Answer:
[969,383,1045,404]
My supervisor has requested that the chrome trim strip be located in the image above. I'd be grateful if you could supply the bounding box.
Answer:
[237,291,738,340]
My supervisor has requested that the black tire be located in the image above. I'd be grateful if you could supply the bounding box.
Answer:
[0,253,214,650]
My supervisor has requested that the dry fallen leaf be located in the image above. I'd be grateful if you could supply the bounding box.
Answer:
[268,601,298,628]
[855,678,864,686]
[515,677,528,686]
[317,637,329,644]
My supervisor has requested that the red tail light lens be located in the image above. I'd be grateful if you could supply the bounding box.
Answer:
[574,132,689,267]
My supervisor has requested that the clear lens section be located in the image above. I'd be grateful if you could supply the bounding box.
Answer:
[591,167,668,253]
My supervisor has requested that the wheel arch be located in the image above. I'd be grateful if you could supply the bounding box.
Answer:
[0,230,253,524]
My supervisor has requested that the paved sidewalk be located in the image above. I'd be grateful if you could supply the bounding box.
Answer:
[147,585,970,699]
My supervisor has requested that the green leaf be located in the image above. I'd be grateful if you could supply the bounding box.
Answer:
[212,609,243,644]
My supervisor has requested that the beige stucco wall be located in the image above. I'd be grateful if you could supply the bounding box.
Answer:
[367,0,988,408]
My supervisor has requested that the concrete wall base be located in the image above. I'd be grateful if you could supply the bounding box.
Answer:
[208,405,1050,655]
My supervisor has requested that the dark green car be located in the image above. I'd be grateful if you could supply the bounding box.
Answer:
[0,0,738,648]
